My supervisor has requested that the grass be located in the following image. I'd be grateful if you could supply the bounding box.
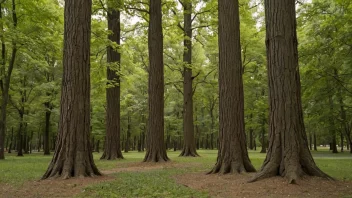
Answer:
[0,148,351,197]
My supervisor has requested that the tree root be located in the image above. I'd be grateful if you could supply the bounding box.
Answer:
[208,161,255,175]
[179,148,200,157]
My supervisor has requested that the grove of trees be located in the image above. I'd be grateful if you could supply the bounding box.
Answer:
[0,0,350,183]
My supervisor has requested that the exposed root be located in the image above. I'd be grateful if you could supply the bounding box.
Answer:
[179,148,200,157]
[208,161,255,175]
[143,150,170,162]
[100,153,124,160]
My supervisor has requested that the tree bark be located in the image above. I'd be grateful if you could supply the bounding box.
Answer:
[250,0,331,183]
[180,0,198,157]
[42,0,101,179]
[101,3,124,160]
[143,0,169,162]
[209,0,255,174]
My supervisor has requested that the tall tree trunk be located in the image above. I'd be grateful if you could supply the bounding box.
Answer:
[42,0,101,179]
[180,0,198,157]
[260,115,266,153]
[248,114,254,150]
[340,133,343,152]
[8,127,13,153]
[37,130,41,152]
[309,132,312,150]
[17,112,24,156]
[0,0,18,160]
[29,131,33,154]
[101,2,123,160]
[95,140,100,153]
[328,90,338,153]
[143,0,169,162]
[209,0,255,174]
[125,114,131,153]
[44,103,51,155]
[250,0,330,183]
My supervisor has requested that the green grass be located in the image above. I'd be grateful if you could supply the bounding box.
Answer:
[0,148,351,197]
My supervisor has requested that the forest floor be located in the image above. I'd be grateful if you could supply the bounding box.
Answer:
[1,149,352,198]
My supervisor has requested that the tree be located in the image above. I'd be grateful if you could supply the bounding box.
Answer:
[208,0,255,174]
[42,0,101,179]
[101,0,124,160]
[249,0,331,184]
[143,0,169,162]
[179,0,199,157]
[0,0,18,160]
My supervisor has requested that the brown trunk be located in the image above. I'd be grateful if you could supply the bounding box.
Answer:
[260,116,266,153]
[309,132,312,150]
[44,102,51,155]
[209,0,255,174]
[340,133,343,152]
[8,127,13,153]
[248,114,254,150]
[37,130,41,152]
[125,113,131,153]
[250,0,331,183]
[143,0,169,162]
[29,131,33,154]
[95,140,100,153]
[328,89,338,153]
[101,4,124,160]
[17,112,24,156]
[180,0,198,157]
[314,131,318,151]
[42,0,101,179]
[0,0,17,160]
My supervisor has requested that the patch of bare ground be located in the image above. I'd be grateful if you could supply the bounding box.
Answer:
[0,175,114,198]
[175,173,352,198]
[0,161,199,198]
[102,161,200,174]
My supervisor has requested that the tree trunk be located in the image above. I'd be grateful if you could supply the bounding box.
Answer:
[209,0,255,174]
[44,103,51,155]
[125,114,131,153]
[17,112,24,157]
[42,0,101,179]
[328,90,338,153]
[250,0,331,183]
[0,0,18,160]
[95,140,100,153]
[143,0,169,162]
[314,131,318,151]
[180,0,198,157]
[249,114,254,150]
[101,4,123,160]
[8,127,13,153]
[29,131,33,154]
[309,132,312,151]
[340,133,343,152]
[260,116,266,154]
[37,130,41,152]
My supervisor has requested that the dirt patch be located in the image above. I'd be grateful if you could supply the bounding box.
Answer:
[0,161,196,198]
[175,173,352,198]
[102,161,200,174]
[0,175,114,198]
